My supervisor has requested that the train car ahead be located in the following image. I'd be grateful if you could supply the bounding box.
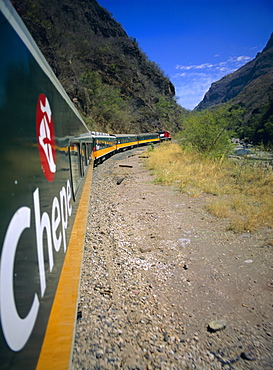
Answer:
[115,134,138,151]
[137,132,160,146]
[92,132,117,165]
[0,1,93,368]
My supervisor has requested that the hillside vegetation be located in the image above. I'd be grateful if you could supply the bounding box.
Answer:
[13,0,187,133]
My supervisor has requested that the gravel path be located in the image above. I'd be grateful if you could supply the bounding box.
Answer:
[72,147,273,369]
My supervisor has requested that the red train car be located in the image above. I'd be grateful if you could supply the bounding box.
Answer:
[158,130,171,141]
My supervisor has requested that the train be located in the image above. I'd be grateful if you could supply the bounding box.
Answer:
[0,1,171,369]
[92,131,170,165]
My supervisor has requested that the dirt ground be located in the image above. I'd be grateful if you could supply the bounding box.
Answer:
[72,146,273,369]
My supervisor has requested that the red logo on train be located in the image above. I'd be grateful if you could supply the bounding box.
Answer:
[36,94,56,182]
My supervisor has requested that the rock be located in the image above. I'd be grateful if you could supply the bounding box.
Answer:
[239,233,251,238]
[163,332,169,342]
[241,348,257,361]
[77,310,82,320]
[207,352,215,361]
[208,319,227,332]
[117,177,125,185]
[213,346,241,365]
[96,349,104,358]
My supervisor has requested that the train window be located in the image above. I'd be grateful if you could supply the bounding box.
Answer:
[85,143,89,164]
[81,143,88,174]
[84,143,89,165]
[69,142,81,200]
[87,143,92,159]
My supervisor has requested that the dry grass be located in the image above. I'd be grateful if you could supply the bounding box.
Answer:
[146,142,273,232]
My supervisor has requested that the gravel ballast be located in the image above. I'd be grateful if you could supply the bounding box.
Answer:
[72,147,273,369]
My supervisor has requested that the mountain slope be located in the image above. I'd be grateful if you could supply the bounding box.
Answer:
[195,34,273,145]
[12,0,186,133]
[196,34,273,111]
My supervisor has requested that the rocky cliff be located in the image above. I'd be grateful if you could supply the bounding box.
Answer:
[195,34,273,145]
[196,34,273,111]
[12,0,186,133]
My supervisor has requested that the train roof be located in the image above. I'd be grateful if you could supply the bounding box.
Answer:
[114,134,138,138]
[92,132,116,138]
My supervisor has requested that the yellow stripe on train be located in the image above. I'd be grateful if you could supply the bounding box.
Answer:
[138,138,160,144]
[116,140,139,150]
[36,165,93,369]
[93,145,117,159]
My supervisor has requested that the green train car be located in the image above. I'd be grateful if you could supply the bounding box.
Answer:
[0,1,170,368]
[116,134,139,151]
[93,132,117,164]
[0,1,94,368]
[137,132,160,146]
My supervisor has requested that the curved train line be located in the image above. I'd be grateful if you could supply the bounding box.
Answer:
[0,1,170,368]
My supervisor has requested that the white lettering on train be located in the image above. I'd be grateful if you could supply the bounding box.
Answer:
[0,207,40,352]
[0,179,72,351]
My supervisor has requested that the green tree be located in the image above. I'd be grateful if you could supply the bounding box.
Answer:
[182,108,234,156]
[80,69,133,132]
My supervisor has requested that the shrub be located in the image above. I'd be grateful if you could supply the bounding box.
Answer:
[182,109,234,157]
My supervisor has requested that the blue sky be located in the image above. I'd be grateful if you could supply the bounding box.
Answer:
[97,0,273,110]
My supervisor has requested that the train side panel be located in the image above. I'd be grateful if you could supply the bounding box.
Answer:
[93,133,117,164]
[138,133,160,146]
[116,134,138,151]
[0,1,92,368]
